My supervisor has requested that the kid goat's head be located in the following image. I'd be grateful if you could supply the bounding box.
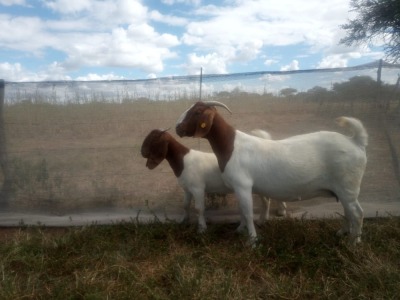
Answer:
[141,129,169,170]
[176,101,231,138]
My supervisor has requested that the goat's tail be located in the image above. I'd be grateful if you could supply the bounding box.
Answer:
[336,116,368,148]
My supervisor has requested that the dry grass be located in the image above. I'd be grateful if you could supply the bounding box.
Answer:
[0,217,399,299]
[3,96,399,213]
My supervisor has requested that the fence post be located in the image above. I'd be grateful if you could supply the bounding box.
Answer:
[199,67,203,101]
[377,59,382,84]
[376,59,384,109]
[0,79,10,210]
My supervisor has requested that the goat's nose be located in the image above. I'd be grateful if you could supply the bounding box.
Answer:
[175,124,184,137]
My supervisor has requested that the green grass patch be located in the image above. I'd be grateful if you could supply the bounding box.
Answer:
[0,217,399,299]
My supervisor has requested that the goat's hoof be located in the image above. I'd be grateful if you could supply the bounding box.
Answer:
[180,216,189,224]
[246,237,259,248]
[336,228,349,237]
[236,225,247,234]
[349,235,362,246]
[197,226,207,234]
[255,220,265,227]
[277,210,287,217]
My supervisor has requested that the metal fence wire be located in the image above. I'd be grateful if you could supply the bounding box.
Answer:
[0,60,399,225]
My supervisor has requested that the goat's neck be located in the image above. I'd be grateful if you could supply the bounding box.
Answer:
[165,138,190,177]
[205,113,235,172]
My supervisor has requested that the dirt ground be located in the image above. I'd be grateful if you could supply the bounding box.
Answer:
[1,99,399,227]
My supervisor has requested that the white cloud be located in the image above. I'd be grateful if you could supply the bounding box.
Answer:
[76,73,124,81]
[43,0,149,28]
[317,55,348,69]
[162,0,201,6]
[233,40,263,62]
[0,0,27,5]
[316,47,383,69]
[185,0,350,48]
[0,62,23,81]
[280,60,300,71]
[264,59,278,66]
[59,24,179,73]
[43,0,148,22]
[0,61,72,81]
[93,0,149,26]
[44,62,72,81]
[0,0,386,81]
[0,0,181,76]
[185,52,227,74]
[0,15,54,54]
[149,10,188,26]
[44,0,92,14]
[181,0,356,73]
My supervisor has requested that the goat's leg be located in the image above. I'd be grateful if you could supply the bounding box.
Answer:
[235,188,257,245]
[257,196,270,224]
[348,200,363,244]
[237,195,256,232]
[336,206,351,237]
[181,191,192,224]
[277,201,287,217]
[338,198,363,245]
[193,190,207,233]
[237,213,247,233]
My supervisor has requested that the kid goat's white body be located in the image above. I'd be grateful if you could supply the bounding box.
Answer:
[178,149,230,231]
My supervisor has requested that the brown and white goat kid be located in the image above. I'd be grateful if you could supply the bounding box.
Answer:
[176,101,368,245]
[141,129,285,233]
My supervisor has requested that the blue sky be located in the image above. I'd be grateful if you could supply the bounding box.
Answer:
[0,0,384,82]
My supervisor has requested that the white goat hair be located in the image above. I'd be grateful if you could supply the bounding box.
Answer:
[141,129,286,233]
[175,101,368,245]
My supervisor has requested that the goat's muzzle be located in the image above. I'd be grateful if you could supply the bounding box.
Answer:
[145,158,159,170]
[176,124,186,137]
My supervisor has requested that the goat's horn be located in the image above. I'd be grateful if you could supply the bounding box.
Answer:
[203,101,232,114]
[161,127,171,132]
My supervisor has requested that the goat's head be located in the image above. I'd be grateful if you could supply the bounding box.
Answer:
[141,129,170,169]
[176,101,231,138]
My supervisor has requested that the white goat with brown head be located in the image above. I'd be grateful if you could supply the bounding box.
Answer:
[141,129,285,233]
[176,101,368,245]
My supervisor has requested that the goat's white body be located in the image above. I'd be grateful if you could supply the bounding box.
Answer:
[222,124,366,244]
[175,101,367,245]
[178,150,229,232]
[179,150,230,195]
[178,149,282,232]
[226,131,365,201]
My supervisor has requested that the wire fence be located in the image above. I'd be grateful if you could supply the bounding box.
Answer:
[0,60,399,224]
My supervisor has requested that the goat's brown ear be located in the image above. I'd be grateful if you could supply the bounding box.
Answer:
[194,108,214,137]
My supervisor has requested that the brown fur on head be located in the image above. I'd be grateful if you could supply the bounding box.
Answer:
[141,129,169,169]
[176,102,219,138]
[194,105,216,137]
